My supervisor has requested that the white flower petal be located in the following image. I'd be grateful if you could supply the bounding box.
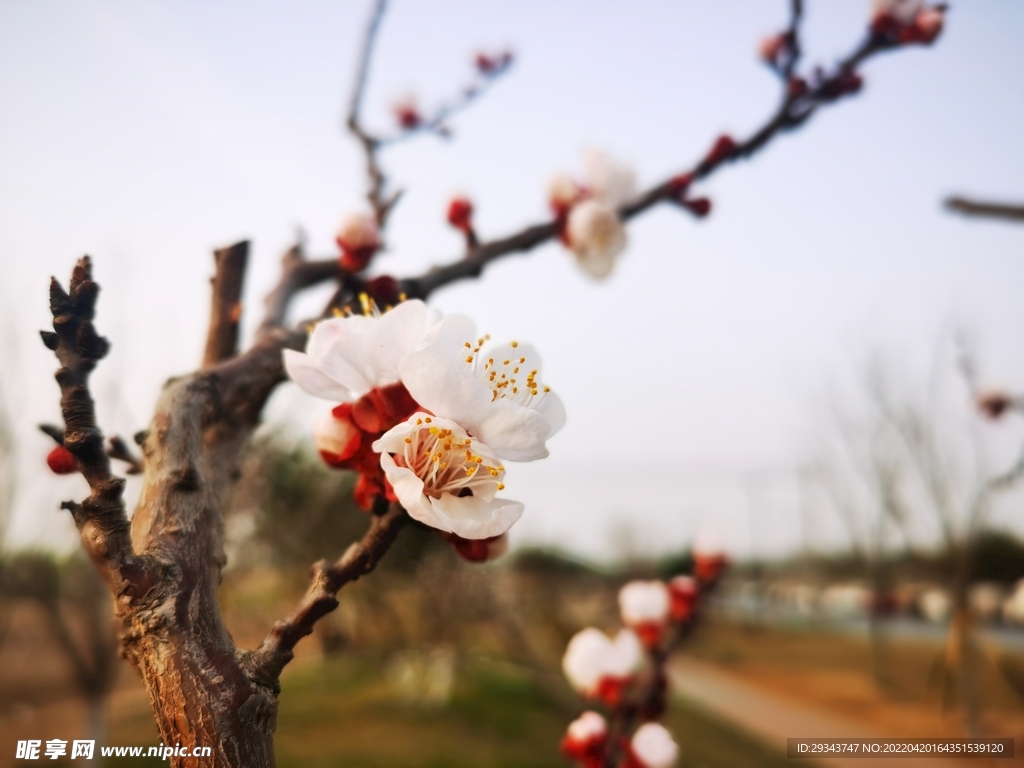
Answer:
[400,351,494,427]
[631,723,679,768]
[283,349,357,401]
[305,316,377,395]
[429,494,524,540]
[380,453,433,521]
[420,313,478,359]
[474,400,552,462]
[366,299,431,382]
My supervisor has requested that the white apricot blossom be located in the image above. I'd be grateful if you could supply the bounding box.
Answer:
[373,413,523,539]
[551,149,636,279]
[399,328,565,462]
[566,200,628,279]
[629,723,679,768]
[562,628,643,696]
[619,581,671,627]
[566,711,607,743]
[284,299,463,402]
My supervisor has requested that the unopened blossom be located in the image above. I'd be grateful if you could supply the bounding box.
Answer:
[869,0,944,43]
[625,723,679,768]
[562,628,642,705]
[46,445,77,475]
[565,200,628,280]
[399,327,565,462]
[336,212,381,272]
[548,173,585,215]
[668,576,698,622]
[447,196,474,232]
[393,94,422,130]
[619,581,671,647]
[560,711,607,767]
[374,413,523,539]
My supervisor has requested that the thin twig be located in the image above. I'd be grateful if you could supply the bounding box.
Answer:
[245,503,407,685]
[945,197,1024,223]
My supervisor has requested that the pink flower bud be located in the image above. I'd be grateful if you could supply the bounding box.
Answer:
[47,445,77,475]
[758,33,788,66]
[336,212,381,272]
[619,581,670,647]
[393,97,422,130]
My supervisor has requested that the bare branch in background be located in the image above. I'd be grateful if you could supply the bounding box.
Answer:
[203,241,250,367]
[945,196,1024,223]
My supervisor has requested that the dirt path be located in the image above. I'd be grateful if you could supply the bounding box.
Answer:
[669,656,1019,768]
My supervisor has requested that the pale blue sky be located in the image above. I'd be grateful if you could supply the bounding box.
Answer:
[2,1,1023,560]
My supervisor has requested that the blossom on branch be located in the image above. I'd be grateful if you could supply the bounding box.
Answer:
[374,413,523,539]
[619,580,671,647]
[336,212,381,272]
[550,150,636,279]
[623,723,679,768]
[560,711,607,768]
[562,628,642,706]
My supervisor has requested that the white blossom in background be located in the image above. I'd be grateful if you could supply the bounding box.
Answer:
[628,723,679,768]
[619,581,671,627]
[549,149,636,279]
[562,628,643,697]
[870,0,922,23]
[566,200,628,279]
[374,413,523,539]
[400,325,566,462]
[582,148,637,208]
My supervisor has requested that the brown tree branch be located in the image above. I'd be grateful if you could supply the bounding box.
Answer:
[41,258,154,601]
[945,196,1024,223]
[245,502,408,685]
[107,435,143,475]
[258,241,342,337]
[203,241,250,367]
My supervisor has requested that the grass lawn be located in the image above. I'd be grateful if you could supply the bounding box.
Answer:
[100,651,801,767]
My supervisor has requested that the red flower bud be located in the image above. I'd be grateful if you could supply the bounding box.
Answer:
[704,134,738,166]
[669,575,698,622]
[683,197,712,218]
[364,275,402,307]
[446,197,474,232]
[668,173,693,199]
[395,105,421,130]
[47,445,77,475]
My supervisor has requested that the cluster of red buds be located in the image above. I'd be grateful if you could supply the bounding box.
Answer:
[870,1,946,46]
[560,548,728,767]
[315,382,418,510]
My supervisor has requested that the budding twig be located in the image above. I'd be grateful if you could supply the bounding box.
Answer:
[203,241,250,367]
